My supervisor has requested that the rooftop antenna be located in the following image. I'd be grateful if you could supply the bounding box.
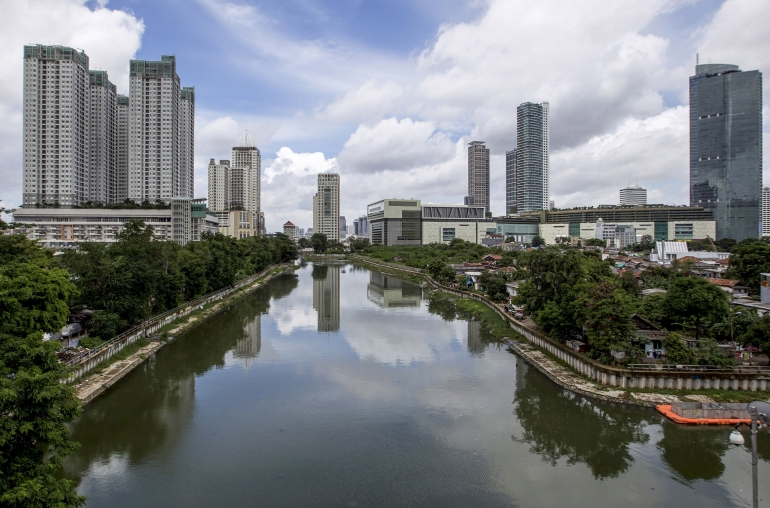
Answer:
[696,53,699,67]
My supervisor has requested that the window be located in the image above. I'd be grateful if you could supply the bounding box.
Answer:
[442,228,456,242]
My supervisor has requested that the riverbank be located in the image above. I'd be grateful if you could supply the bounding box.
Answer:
[348,254,770,407]
[74,265,297,404]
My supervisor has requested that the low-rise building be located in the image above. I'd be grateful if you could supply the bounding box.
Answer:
[522,205,716,245]
[217,209,258,239]
[709,278,750,299]
[12,202,218,248]
[421,204,493,244]
[368,199,422,246]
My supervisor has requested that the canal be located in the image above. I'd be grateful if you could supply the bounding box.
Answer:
[64,262,770,507]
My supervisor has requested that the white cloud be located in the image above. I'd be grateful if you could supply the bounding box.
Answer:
[317,79,405,124]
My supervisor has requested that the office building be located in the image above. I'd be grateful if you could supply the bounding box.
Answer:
[116,95,129,201]
[516,101,550,213]
[367,199,422,246]
[421,204,492,244]
[88,71,118,204]
[762,186,770,237]
[620,185,647,206]
[523,205,716,245]
[339,216,346,239]
[467,141,490,214]
[313,173,340,240]
[128,55,194,203]
[207,159,230,212]
[494,216,540,244]
[506,149,517,214]
[23,45,91,207]
[353,215,369,238]
[690,63,762,241]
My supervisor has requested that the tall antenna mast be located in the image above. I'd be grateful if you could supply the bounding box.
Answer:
[696,53,699,67]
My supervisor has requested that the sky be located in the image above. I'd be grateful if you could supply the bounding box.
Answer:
[0,0,768,232]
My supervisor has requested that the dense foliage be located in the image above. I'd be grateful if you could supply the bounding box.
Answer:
[362,238,516,269]
[61,219,298,339]
[0,235,84,507]
[726,239,770,296]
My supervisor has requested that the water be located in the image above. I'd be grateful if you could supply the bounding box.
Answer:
[64,262,770,507]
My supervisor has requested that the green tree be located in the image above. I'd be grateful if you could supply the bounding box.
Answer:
[310,233,328,253]
[715,238,736,252]
[89,311,124,340]
[297,237,310,249]
[638,293,666,327]
[348,237,370,252]
[531,236,545,247]
[727,240,770,296]
[0,237,84,507]
[663,277,729,339]
[584,238,606,247]
[577,279,636,360]
[663,332,696,365]
[479,271,507,300]
[746,314,770,357]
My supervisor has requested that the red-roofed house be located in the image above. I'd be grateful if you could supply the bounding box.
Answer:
[708,278,749,298]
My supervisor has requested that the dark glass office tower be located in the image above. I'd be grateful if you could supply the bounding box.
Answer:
[689,63,762,241]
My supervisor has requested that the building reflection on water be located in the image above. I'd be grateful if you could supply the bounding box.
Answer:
[467,320,484,356]
[233,315,261,359]
[367,272,422,308]
[312,264,340,332]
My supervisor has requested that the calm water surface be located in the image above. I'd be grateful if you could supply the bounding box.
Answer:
[64,263,770,507]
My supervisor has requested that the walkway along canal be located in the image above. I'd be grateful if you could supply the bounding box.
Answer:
[63,263,769,508]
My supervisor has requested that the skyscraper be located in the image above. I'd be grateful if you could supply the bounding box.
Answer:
[230,132,260,213]
[620,185,647,206]
[88,70,117,204]
[207,158,230,212]
[339,216,346,238]
[128,55,194,202]
[116,95,130,201]
[762,186,770,238]
[23,45,91,207]
[689,63,762,241]
[506,149,517,214]
[515,101,550,214]
[467,141,490,214]
[313,173,340,240]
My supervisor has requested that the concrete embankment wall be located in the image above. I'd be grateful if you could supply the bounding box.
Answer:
[65,266,286,384]
[349,255,770,392]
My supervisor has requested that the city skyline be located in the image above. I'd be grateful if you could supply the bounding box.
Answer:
[1,0,769,232]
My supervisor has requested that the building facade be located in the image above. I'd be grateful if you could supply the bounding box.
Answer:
[116,95,130,201]
[467,141,490,214]
[353,215,369,238]
[506,149,517,214]
[367,199,422,246]
[179,87,195,200]
[313,173,340,240]
[524,205,716,245]
[516,102,550,213]
[23,45,91,207]
[421,204,492,244]
[88,70,118,204]
[339,216,346,239]
[128,55,194,203]
[216,209,257,239]
[689,63,762,241]
[12,204,217,248]
[620,185,647,206]
[762,186,770,237]
[229,132,260,213]
[283,221,298,241]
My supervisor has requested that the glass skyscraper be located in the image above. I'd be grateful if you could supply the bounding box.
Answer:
[515,102,550,214]
[689,63,762,241]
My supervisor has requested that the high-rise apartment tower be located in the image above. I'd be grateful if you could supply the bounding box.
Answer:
[515,101,550,214]
[116,95,130,201]
[506,149,517,214]
[689,63,762,241]
[467,141,490,215]
[88,70,118,204]
[128,55,194,202]
[23,45,91,206]
[230,132,260,213]
[313,173,340,240]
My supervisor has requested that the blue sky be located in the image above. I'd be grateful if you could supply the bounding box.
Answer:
[0,0,767,231]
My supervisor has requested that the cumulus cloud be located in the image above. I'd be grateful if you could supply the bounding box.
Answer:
[0,0,144,208]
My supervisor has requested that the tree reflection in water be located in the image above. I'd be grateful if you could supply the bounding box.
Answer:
[656,422,728,482]
[63,273,299,477]
[512,360,651,480]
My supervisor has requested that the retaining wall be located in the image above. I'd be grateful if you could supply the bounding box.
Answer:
[65,266,285,383]
[349,255,770,392]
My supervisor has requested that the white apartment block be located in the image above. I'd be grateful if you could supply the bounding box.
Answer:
[179,87,195,199]
[88,71,117,204]
[230,132,261,213]
[128,56,192,203]
[23,45,91,207]
[313,173,340,240]
[541,101,550,212]
[207,159,230,212]
[116,95,129,201]
[762,186,770,237]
